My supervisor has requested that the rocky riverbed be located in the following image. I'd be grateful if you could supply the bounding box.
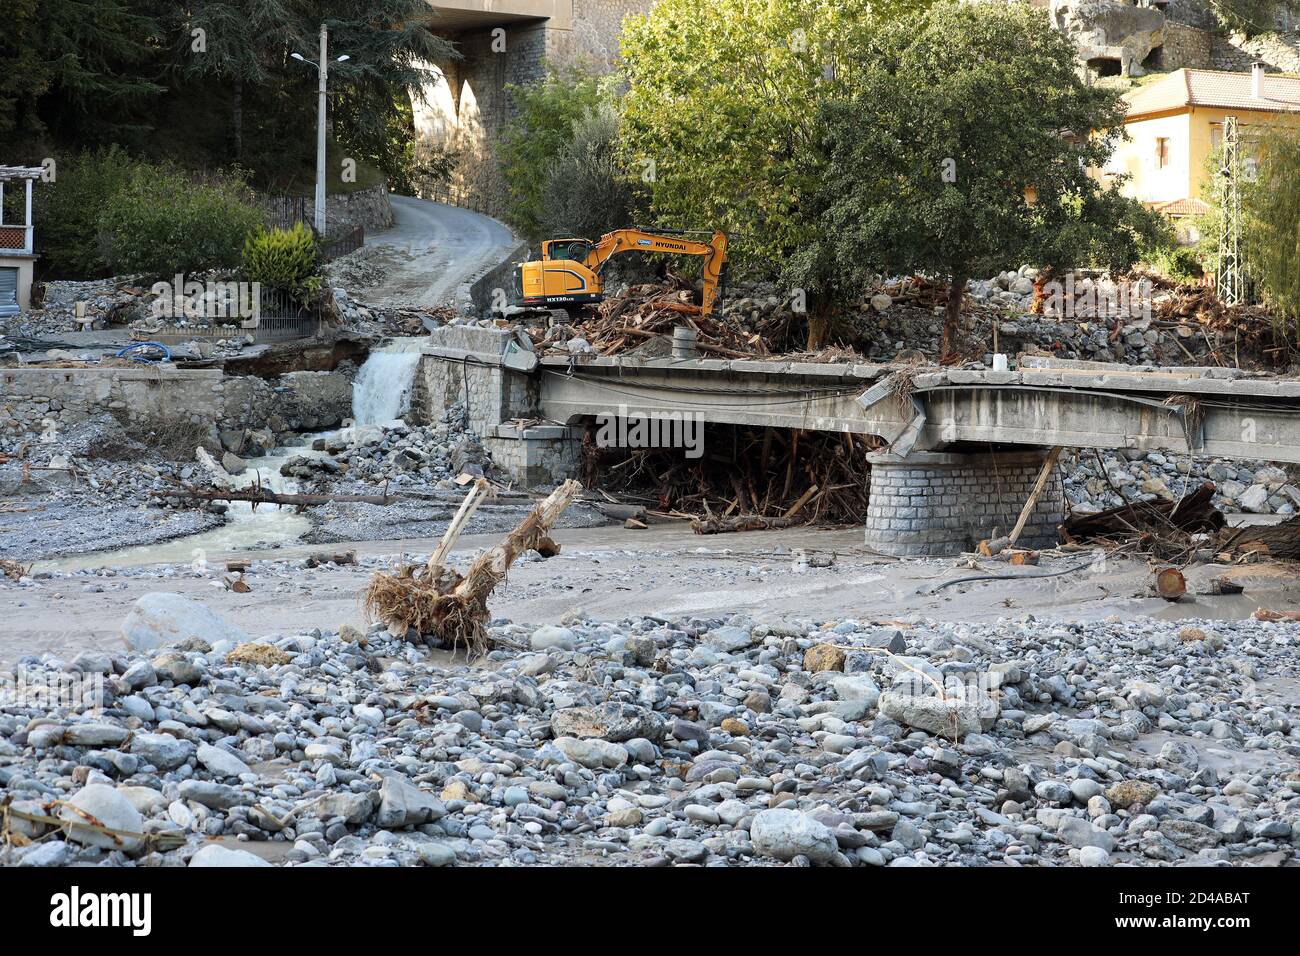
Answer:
[1,575,1297,868]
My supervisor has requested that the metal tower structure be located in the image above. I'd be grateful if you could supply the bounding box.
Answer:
[1217,115,1244,306]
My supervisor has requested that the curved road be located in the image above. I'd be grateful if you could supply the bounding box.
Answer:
[359,195,518,309]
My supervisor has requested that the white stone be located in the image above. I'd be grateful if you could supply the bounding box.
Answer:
[60,784,144,852]
[197,743,252,779]
[750,808,838,864]
[188,844,272,867]
[120,592,248,653]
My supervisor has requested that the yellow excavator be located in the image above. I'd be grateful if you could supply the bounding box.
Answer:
[514,228,728,316]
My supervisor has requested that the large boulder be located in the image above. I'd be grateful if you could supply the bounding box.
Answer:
[879,691,982,740]
[551,703,665,743]
[376,774,448,828]
[1053,0,1166,77]
[750,808,838,864]
[59,784,144,853]
[120,592,248,654]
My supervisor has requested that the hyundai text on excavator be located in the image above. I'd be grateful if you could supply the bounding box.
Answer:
[513,228,727,317]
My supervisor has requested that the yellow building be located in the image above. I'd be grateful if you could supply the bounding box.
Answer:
[1104,66,1300,231]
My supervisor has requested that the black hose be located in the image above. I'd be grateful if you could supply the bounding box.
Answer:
[927,558,1096,594]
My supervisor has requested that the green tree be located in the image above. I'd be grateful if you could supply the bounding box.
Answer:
[1246,127,1300,335]
[308,0,454,191]
[790,1,1148,355]
[99,165,265,276]
[538,102,638,241]
[34,148,142,278]
[498,65,612,238]
[619,0,929,277]
[0,0,164,148]
[164,1,295,162]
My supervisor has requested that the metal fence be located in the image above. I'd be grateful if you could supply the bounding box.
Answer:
[321,225,364,261]
[263,195,364,260]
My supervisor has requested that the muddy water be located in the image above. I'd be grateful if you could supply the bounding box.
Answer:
[46,438,329,572]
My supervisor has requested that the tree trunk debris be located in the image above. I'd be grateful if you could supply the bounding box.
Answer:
[363,479,582,657]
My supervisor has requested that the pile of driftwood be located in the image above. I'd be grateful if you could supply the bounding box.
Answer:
[362,479,580,656]
[532,275,766,358]
[584,424,876,531]
[1061,481,1224,560]
[1062,479,1300,564]
[1152,285,1286,366]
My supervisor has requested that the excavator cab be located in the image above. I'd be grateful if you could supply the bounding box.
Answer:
[516,239,603,314]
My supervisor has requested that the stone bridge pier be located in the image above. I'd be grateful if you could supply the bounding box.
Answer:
[863,449,1065,557]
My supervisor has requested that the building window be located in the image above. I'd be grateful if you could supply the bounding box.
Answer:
[1155,137,1170,169]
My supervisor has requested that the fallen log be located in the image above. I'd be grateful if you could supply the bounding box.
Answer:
[1217,513,1300,560]
[691,515,800,534]
[304,550,357,568]
[157,487,396,507]
[1063,481,1223,540]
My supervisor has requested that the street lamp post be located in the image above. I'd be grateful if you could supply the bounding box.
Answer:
[291,26,350,237]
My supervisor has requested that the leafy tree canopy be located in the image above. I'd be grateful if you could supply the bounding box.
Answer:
[787,1,1156,354]
[619,0,932,274]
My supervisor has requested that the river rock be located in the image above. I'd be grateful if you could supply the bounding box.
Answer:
[878,691,981,739]
[551,702,665,743]
[59,784,144,852]
[750,808,838,864]
[120,592,248,653]
[189,844,272,867]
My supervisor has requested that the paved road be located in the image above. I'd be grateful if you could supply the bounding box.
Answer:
[359,195,517,309]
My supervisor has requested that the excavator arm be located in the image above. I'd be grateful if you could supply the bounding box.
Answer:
[582,229,728,314]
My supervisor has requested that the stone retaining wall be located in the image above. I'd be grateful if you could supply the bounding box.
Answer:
[865,450,1063,556]
[0,366,354,455]
[0,367,224,441]
[410,326,588,485]
[326,183,394,233]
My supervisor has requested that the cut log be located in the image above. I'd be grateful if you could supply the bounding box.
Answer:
[1154,567,1187,601]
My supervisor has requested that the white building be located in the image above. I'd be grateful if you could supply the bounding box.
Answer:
[0,166,42,316]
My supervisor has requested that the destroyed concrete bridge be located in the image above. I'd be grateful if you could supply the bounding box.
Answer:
[414,326,1300,555]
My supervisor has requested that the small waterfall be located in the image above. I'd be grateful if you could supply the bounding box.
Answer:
[352,337,425,426]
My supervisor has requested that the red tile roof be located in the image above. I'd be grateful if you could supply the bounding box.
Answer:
[1125,69,1300,119]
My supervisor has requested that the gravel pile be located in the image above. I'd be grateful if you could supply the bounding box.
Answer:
[1,581,1296,868]
[0,277,152,337]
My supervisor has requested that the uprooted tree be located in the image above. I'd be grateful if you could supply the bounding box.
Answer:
[787,1,1157,358]
[363,479,582,657]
